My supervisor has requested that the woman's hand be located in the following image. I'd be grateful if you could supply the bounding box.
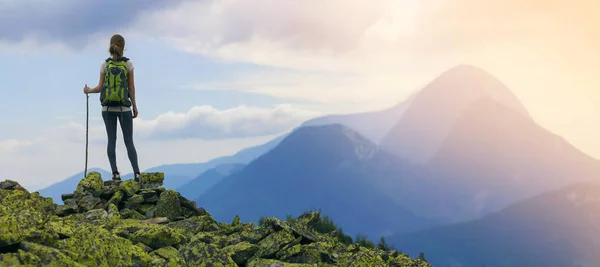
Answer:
[133,106,138,119]
[83,84,90,94]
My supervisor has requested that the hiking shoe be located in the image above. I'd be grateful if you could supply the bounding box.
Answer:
[112,172,121,181]
[134,172,141,182]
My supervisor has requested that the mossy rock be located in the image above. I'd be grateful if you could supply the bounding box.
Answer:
[150,246,186,266]
[74,172,103,195]
[223,241,259,265]
[55,226,153,266]
[255,229,296,259]
[140,172,164,185]
[18,241,84,266]
[247,258,315,267]
[128,224,186,249]
[179,241,236,266]
[167,214,220,235]
[0,189,56,247]
[121,208,147,220]
[155,190,181,221]
[120,180,141,197]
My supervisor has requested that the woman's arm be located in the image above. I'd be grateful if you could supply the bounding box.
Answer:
[84,72,104,94]
[128,69,136,108]
[129,69,138,118]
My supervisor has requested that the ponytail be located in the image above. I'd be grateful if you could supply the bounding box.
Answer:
[109,34,125,60]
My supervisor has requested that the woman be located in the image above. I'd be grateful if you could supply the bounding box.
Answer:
[84,34,141,181]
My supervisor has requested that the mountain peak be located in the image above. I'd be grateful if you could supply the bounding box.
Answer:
[442,64,492,77]
[427,65,529,118]
[380,64,531,164]
[280,124,380,161]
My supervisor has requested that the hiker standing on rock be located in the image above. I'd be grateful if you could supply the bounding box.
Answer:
[83,34,141,182]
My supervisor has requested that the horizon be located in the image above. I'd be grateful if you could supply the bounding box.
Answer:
[1,0,600,191]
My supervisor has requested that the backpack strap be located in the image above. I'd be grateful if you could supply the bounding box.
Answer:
[105,57,129,62]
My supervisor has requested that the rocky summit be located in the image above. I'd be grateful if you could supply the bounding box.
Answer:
[0,172,431,267]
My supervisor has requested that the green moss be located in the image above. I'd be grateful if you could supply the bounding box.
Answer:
[232,215,241,226]
[334,246,388,267]
[179,242,236,266]
[167,215,220,235]
[19,241,84,266]
[189,232,234,248]
[150,246,186,266]
[128,224,185,249]
[106,190,123,207]
[56,226,153,267]
[140,173,164,185]
[0,250,42,266]
[121,208,147,220]
[75,172,103,195]
[155,190,181,221]
[77,195,102,211]
[0,189,56,247]
[125,195,144,210]
[239,227,267,244]
[255,229,296,258]
[247,258,314,267]
[107,203,120,219]
[138,204,155,215]
[223,241,259,265]
[120,180,141,197]
[278,242,334,264]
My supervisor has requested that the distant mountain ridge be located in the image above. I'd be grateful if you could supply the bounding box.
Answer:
[196,124,436,239]
[177,163,245,199]
[381,64,532,164]
[412,97,600,224]
[388,182,600,267]
[302,91,417,143]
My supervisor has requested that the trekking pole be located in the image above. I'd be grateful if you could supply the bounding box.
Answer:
[85,92,89,178]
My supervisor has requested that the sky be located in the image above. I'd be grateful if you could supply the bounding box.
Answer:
[1,0,599,190]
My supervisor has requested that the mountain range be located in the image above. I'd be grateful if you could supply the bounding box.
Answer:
[177,163,245,199]
[196,124,436,239]
[388,182,600,267]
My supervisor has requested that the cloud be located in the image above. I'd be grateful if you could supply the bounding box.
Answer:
[134,104,320,140]
[410,0,600,59]
[186,71,426,112]
[38,104,318,145]
[0,0,185,47]
[130,0,423,74]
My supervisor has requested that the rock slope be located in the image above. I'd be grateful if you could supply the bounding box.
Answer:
[0,172,430,267]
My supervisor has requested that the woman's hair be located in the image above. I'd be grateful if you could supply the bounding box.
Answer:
[109,34,125,59]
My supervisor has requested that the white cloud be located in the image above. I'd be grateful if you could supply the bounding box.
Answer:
[134,104,319,140]
[185,71,427,113]
[0,104,318,189]
[131,0,423,74]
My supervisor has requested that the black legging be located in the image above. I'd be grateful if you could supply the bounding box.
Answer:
[102,110,140,174]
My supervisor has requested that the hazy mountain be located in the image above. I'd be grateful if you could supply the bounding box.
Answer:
[409,98,600,224]
[301,92,417,143]
[381,64,531,164]
[38,168,111,204]
[177,163,245,199]
[196,124,435,239]
[388,182,600,267]
[121,135,285,188]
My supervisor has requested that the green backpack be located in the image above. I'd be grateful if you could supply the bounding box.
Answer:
[100,57,131,107]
